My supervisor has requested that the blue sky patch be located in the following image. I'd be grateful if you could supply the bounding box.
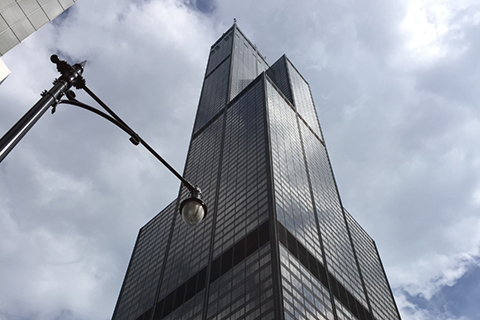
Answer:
[405,264,480,319]
[185,0,216,14]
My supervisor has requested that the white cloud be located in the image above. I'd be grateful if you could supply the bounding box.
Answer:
[1,0,480,319]
[395,293,471,320]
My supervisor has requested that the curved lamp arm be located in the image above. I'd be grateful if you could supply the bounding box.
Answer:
[0,55,207,225]
[56,97,196,193]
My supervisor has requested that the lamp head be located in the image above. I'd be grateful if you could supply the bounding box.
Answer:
[180,187,207,226]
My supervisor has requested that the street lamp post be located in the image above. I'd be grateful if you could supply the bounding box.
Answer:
[0,55,206,226]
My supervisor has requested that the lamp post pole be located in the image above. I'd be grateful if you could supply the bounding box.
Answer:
[0,55,206,225]
[0,57,85,163]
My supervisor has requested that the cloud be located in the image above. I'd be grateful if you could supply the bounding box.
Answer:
[1,0,480,319]
[0,1,216,319]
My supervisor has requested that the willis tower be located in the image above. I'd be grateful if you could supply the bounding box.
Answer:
[111,23,401,320]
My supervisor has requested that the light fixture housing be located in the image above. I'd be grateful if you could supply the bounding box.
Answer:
[180,188,207,226]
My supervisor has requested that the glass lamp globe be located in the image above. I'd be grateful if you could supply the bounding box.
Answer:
[180,196,207,226]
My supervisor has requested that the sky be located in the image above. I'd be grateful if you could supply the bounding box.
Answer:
[0,0,479,319]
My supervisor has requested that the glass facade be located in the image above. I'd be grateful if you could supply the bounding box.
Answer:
[300,120,368,309]
[112,201,177,320]
[267,78,323,264]
[345,210,401,320]
[229,29,269,100]
[279,244,334,320]
[112,23,401,320]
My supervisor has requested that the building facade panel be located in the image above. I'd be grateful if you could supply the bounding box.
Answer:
[207,242,275,320]
[266,78,323,263]
[0,0,77,56]
[159,114,224,299]
[300,122,368,309]
[335,298,358,320]
[229,29,268,101]
[279,244,334,320]
[287,61,323,139]
[212,77,269,257]
[345,211,401,320]
[193,57,230,133]
[266,55,293,104]
[206,29,233,76]
[159,289,205,320]
[112,200,176,320]
[0,0,78,83]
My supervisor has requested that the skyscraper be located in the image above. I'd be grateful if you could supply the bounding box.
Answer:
[0,0,79,82]
[112,23,401,320]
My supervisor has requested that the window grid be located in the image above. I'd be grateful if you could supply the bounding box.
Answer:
[335,298,357,320]
[213,78,269,256]
[193,58,230,133]
[266,56,293,106]
[267,79,323,263]
[286,60,323,139]
[345,210,401,320]
[160,290,205,320]
[229,30,269,101]
[159,115,224,299]
[135,220,271,320]
[206,30,233,75]
[207,244,274,320]
[300,122,368,308]
[112,200,176,320]
[279,245,334,320]
[277,221,373,320]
